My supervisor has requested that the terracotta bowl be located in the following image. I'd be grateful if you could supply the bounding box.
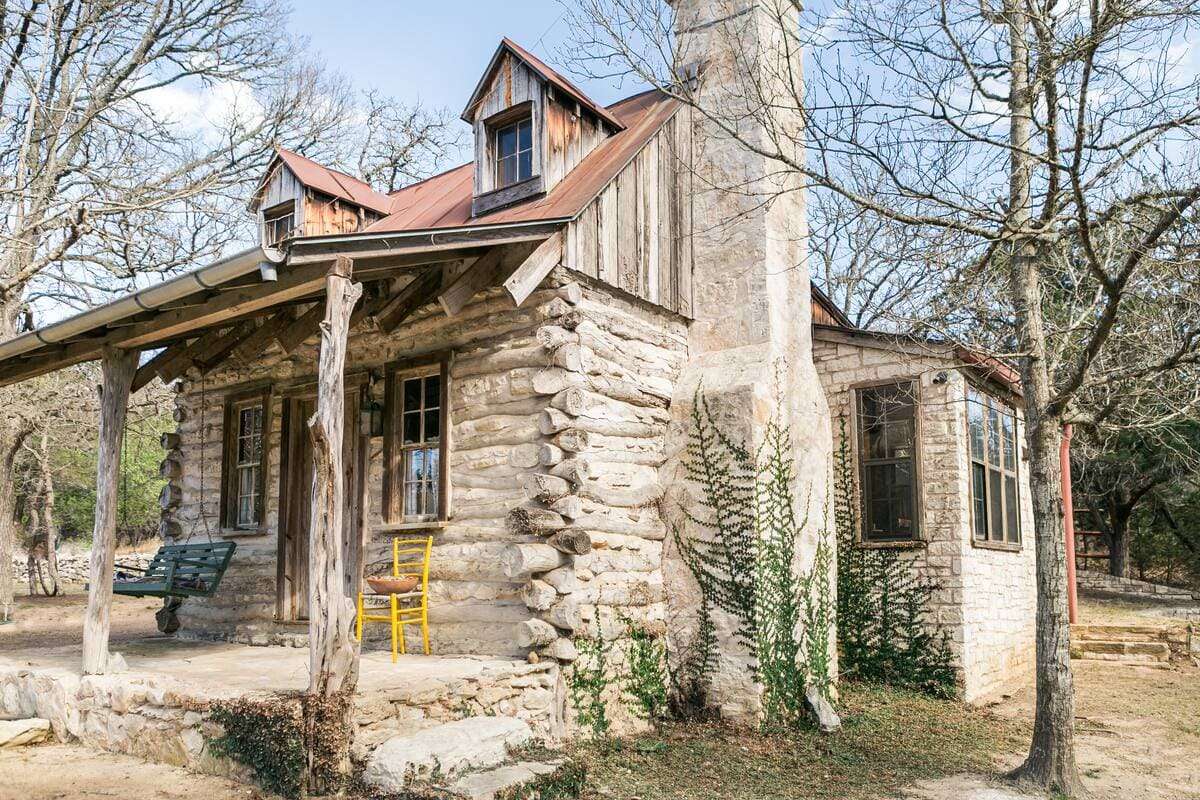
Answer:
[366,575,419,595]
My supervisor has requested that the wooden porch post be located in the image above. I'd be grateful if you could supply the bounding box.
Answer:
[304,256,362,790]
[82,347,139,674]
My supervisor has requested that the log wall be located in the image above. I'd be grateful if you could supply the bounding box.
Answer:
[165,268,688,665]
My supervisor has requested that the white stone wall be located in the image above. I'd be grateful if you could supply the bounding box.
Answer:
[813,331,1036,702]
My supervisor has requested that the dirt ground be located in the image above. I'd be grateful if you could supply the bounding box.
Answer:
[0,583,159,650]
[1,590,1196,799]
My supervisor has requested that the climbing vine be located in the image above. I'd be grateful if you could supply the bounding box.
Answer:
[567,631,613,741]
[207,695,306,798]
[833,415,957,698]
[673,386,835,728]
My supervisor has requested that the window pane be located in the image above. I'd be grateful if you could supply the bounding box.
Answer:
[403,411,421,445]
[1001,411,1016,471]
[403,378,421,411]
[972,463,988,540]
[860,384,914,460]
[424,375,440,409]
[968,396,985,460]
[424,408,440,442]
[1005,475,1019,542]
[989,468,1004,541]
[986,404,1000,465]
[518,119,532,150]
[518,149,532,182]
[497,124,517,158]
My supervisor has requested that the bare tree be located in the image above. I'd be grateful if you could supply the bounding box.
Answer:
[353,90,465,193]
[562,0,1200,793]
[0,0,351,618]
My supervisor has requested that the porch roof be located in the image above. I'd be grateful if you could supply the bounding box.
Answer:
[0,221,560,388]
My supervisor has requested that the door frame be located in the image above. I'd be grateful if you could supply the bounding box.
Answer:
[275,383,369,622]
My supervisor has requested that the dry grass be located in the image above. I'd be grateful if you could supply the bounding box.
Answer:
[570,684,1027,800]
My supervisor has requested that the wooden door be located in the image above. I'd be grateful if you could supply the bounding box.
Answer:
[277,390,367,622]
[278,397,314,621]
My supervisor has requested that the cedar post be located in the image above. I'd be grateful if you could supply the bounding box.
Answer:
[82,347,139,674]
[305,256,363,790]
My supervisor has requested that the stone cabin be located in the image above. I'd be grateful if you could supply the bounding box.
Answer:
[0,4,1033,713]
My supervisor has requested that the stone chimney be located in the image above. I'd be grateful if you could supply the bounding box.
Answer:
[662,0,833,723]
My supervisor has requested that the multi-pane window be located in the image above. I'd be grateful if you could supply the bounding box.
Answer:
[393,371,444,521]
[222,393,267,531]
[495,118,533,188]
[263,201,295,246]
[967,388,1021,545]
[857,382,919,541]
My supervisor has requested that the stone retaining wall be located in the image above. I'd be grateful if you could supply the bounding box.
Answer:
[10,551,154,587]
[1076,570,1198,603]
[0,655,563,777]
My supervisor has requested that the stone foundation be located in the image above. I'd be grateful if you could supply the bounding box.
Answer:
[0,642,564,777]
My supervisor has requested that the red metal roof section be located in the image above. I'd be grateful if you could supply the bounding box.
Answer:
[272,148,394,215]
[367,89,677,234]
[497,38,625,131]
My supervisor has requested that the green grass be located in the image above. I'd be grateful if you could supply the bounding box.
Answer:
[570,683,1028,800]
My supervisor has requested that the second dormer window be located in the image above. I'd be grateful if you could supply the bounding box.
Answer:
[495,117,533,188]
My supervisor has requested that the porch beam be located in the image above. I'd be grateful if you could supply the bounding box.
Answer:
[502,231,564,307]
[437,241,539,317]
[308,255,362,700]
[227,307,296,365]
[377,267,444,332]
[82,347,139,674]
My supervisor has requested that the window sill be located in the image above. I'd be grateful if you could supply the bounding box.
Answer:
[374,521,449,535]
[472,175,544,216]
[855,539,926,550]
[971,539,1022,553]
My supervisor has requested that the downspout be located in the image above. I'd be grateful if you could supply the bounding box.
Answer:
[1060,423,1078,624]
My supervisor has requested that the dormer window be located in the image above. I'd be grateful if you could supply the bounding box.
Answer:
[263,201,296,246]
[495,117,533,188]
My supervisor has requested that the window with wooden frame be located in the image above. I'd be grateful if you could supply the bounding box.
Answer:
[262,201,296,247]
[221,390,270,530]
[967,387,1021,546]
[494,116,533,188]
[856,381,920,541]
[383,358,450,524]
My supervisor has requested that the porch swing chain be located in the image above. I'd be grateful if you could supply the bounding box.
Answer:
[190,372,214,544]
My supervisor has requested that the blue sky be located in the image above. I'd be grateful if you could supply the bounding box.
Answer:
[286,1,635,112]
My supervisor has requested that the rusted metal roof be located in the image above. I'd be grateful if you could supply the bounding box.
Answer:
[462,38,625,131]
[365,89,678,234]
[269,148,394,215]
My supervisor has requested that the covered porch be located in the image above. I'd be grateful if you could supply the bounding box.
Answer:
[0,592,562,774]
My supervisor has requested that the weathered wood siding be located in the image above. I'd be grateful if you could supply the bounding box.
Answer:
[301,189,379,238]
[471,53,544,197]
[542,88,608,193]
[166,269,687,661]
[563,112,693,317]
[257,162,305,237]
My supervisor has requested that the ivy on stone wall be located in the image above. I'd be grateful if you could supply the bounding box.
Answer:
[673,387,835,728]
[833,415,957,698]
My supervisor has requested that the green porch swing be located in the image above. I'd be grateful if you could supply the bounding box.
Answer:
[108,376,237,634]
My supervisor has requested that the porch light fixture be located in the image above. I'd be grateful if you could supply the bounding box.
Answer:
[362,372,385,437]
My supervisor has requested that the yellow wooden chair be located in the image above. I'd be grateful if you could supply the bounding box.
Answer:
[356,536,432,662]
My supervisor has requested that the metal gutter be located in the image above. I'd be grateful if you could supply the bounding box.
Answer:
[290,218,571,250]
[0,245,284,363]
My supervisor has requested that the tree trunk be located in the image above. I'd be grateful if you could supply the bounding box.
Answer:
[1002,2,1081,794]
[39,433,60,596]
[81,348,138,674]
[1107,506,1132,579]
[0,423,33,623]
[304,257,362,794]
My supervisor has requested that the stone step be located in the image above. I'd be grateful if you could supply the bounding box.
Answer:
[1070,639,1171,661]
[1073,624,1186,643]
[448,761,563,800]
[362,716,533,794]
